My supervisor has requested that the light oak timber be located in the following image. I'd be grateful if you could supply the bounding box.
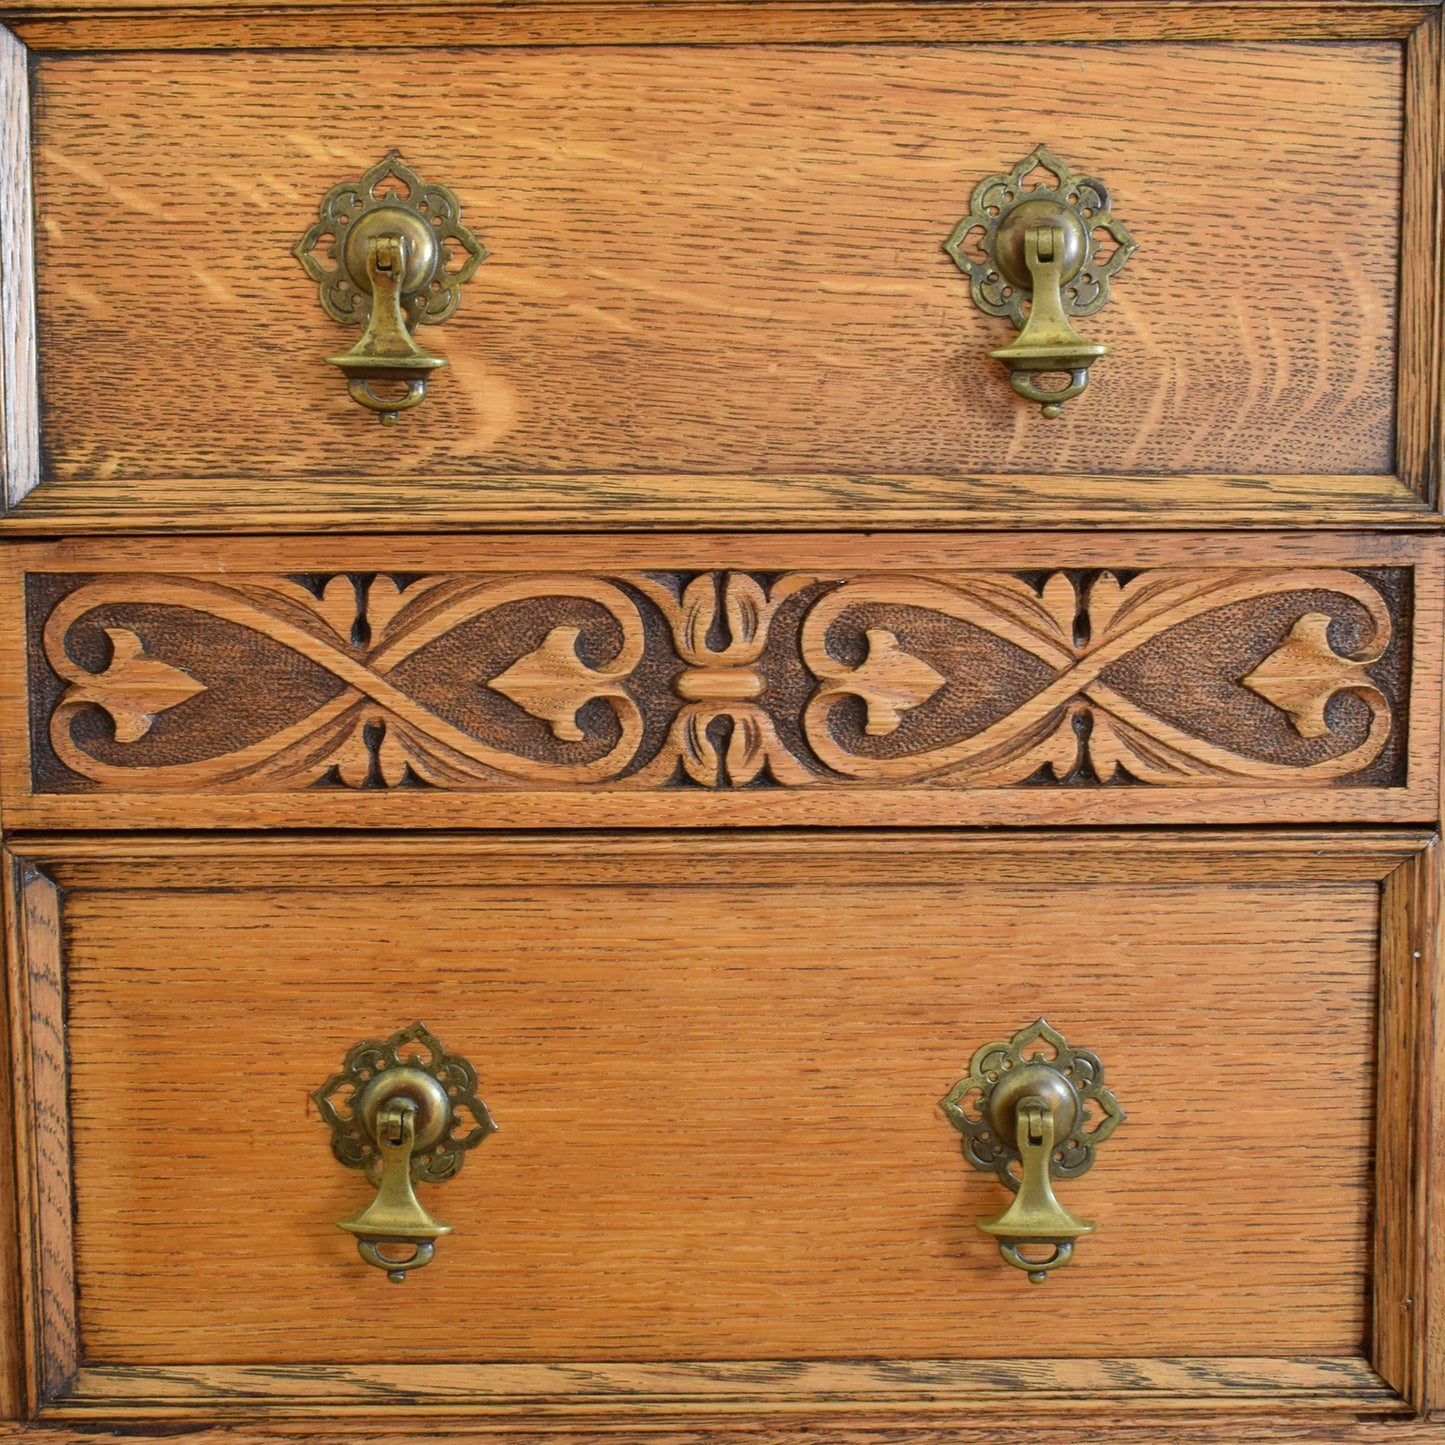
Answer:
[0,858,26,1418]
[1398,9,1444,505]
[1,472,1436,536]
[41,1358,1412,1420]
[0,829,1422,1371]
[1,864,74,1415]
[1,531,1436,830]
[10,1422,1445,1445]
[0,828,1434,1435]
[0,26,37,513]
[1375,840,1439,1406]
[29,44,1401,495]
[1,3,1435,52]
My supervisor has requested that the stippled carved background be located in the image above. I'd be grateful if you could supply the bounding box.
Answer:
[26,566,1410,793]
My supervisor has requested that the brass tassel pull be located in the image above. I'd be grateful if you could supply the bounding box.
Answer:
[295,152,487,424]
[945,146,1136,418]
[942,1018,1124,1281]
[315,1022,496,1282]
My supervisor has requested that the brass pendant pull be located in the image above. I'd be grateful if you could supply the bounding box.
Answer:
[314,1022,496,1282]
[941,1018,1124,1282]
[294,152,487,424]
[944,146,1136,418]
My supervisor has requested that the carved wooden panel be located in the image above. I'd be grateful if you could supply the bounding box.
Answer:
[23,563,1413,792]
[6,536,1436,827]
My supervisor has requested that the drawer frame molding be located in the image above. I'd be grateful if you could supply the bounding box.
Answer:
[1,829,1440,1435]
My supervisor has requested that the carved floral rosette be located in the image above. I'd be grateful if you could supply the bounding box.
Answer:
[33,565,1403,793]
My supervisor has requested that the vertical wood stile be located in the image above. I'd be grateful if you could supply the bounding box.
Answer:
[0,857,28,1417]
[1374,842,1438,1406]
[6,864,76,1411]
[0,25,37,513]
[1399,10,1444,505]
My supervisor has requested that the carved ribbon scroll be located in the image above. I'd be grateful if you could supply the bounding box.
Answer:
[36,566,1401,793]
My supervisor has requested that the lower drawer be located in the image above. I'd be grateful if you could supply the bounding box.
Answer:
[1,830,1437,1436]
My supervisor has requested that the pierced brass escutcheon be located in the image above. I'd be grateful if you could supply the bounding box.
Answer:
[944,146,1136,418]
[294,152,487,424]
[313,1022,496,1282]
[941,1018,1124,1282]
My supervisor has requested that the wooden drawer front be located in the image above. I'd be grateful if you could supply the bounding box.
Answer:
[3,534,1438,829]
[3,831,1435,1426]
[3,6,1440,534]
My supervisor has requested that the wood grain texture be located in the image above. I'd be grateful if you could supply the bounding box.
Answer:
[8,1421,1445,1445]
[1398,9,1444,505]
[1374,842,1439,1408]
[2,864,75,1413]
[30,44,1400,497]
[11,1418,1445,1445]
[2,472,1435,536]
[44,848,1387,1361]
[0,857,26,1417]
[1,2,1435,52]
[49,1356,1406,1413]
[6,831,1435,1429]
[0,25,37,513]
[3,532,1438,830]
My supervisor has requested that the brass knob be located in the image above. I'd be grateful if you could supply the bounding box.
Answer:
[944,146,1136,418]
[314,1022,496,1282]
[941,1018,1124,1281]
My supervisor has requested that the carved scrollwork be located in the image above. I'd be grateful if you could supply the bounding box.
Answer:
[34,565,1403,794]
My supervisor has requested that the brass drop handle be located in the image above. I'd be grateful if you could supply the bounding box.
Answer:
[294,151,488,424]
[944,146,1136,418]
[942,1018,1124,1282]
[339,1095,448,1283]
[314,1022,496,1283]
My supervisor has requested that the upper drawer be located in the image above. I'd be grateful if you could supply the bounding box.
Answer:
[0,3,1440,532]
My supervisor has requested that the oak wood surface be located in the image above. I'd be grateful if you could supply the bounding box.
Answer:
[47,857,1386,1360]
[3,471,1435,537]
[1398,10,1444,506]
[30,43,1400,497]
[2,2,1436,52]
[2,865,74,1414]
[1,0,1442,1436]
[0,26,36,514]
[4,830,1434,1430]
[10,1419,1445,1445]
[1374,841,1438,1403]
[3,531,1437,831]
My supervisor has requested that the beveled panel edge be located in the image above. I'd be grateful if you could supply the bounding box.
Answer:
[45,1357,1406,1419]
[0,474,1436,537]
[0,861,75,1417]
[1398,8,1445,505]
[0,25,37,513]
[0,1,1433,51]
[1375,841,1441,1409]
[8,826,1433,888]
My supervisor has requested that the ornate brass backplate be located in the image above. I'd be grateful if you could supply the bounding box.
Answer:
[294,152,487,424]
[944,146,1136,418]
[941,1018,1124,1281]
[314,1021,496,1281]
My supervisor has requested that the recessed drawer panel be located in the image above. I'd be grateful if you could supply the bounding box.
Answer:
[2,10,1438,532]
[3,830,1432,1425]
[2,533,1438,829]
